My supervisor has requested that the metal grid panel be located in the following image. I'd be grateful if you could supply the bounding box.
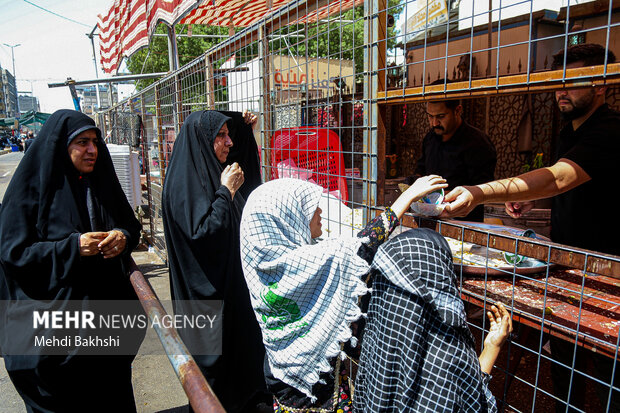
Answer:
[380,0,620,102]
[97,1,620,411]
[423,219,620,412]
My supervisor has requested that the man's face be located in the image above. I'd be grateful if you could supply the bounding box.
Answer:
[555,61,601,121]
[67,129,98,174]
[426,102,462,139]
[213,123,232,163]
[555,87,596,120]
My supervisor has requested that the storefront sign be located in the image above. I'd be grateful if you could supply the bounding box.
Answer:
[402,0,448,41]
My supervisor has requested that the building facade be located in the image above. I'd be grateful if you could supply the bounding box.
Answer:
[18,94,40,115]
[1,68,19,118]
[76,84,118,115]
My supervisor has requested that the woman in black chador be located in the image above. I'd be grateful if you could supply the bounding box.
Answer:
[0,109,144,412]
[162,110,270,412]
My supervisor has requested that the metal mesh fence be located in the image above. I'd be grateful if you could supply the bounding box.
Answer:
[98,0,620,411]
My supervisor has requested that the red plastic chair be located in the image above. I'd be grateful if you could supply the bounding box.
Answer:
[270,127,348,202]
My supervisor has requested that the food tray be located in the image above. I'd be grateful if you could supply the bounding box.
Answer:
[446,222,555,276]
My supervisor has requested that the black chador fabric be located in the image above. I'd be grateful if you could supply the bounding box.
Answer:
[355,229,497,412]
[0,110,144,413]
[162,110,266,412]
[220,110,262,201]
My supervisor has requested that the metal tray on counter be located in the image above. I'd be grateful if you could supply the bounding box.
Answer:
[445,222,556,276]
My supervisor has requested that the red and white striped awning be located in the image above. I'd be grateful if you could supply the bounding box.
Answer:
[98,0,203,74]
[98,0,363,74]
[180,0,363,27]
[288,0,363,25]
[179,0,292,27]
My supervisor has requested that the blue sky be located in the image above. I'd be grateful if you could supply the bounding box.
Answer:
[0,0,117,112]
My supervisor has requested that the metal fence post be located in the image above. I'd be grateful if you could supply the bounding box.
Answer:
[259,23,272,183]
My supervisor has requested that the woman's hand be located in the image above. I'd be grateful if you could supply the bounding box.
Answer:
[479,302,513,374]
[97,230,127,259]
[406,175,448,202]
[221,162,245,199]
[243,111,258,130]
[79,232,108,256]
[484,302,513,349]
[390,175,447,219]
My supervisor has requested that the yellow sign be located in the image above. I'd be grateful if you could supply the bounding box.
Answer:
[271,55,354,91]
[402,0,448,37]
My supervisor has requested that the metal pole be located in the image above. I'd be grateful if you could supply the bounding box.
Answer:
[3,43,21,115]
[152,33,228,39]
[47,72,168,88]
[87,25,102,111]
[166,24,180,72]
[108,82,114,107]
[165,24,180,137]
[67,79,81,112]
[127,259,225,413]
[259,24,272,182]
[485,0,493,135]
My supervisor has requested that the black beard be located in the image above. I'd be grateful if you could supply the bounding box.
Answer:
[557,89,595,122]
[559,104,591,121]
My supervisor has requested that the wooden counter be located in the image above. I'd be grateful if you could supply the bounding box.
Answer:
[460,268,620,359]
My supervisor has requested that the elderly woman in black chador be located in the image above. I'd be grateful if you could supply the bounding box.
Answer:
[162,110,270,412]
[0,109,144,412]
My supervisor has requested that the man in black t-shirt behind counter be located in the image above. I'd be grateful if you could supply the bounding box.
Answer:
[407,96,496,222]
[442,43,619,413]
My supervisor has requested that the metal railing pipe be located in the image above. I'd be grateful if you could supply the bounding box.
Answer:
[128,258,225,413]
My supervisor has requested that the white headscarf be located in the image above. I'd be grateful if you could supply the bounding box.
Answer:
[240,178,370,401]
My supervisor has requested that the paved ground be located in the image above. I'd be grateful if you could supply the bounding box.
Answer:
[0,248,191,413]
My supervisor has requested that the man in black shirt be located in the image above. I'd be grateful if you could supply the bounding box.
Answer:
[408,98,496,222]
[442,43,619,412]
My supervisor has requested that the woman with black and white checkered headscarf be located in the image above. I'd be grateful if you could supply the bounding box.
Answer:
[354,229,512,412]
[240,176,447,412]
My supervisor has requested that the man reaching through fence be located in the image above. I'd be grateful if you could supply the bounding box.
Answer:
[441,43,620,412]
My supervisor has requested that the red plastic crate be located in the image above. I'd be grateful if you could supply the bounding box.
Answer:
[270,127,348,202]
